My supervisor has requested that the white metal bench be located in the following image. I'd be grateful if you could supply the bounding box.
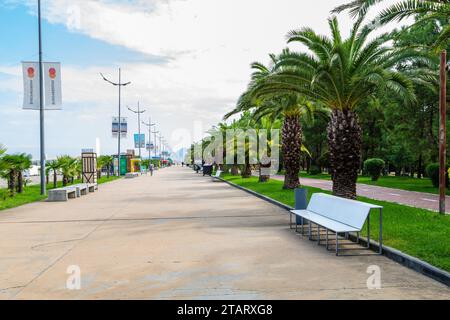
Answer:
[211,170,222,181]
[290,193,382,256]
[47,186,78,202]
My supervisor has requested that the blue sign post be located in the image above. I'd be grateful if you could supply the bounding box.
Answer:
[134,133,145,148]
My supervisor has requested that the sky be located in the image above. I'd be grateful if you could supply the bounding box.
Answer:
[0,0,389,159]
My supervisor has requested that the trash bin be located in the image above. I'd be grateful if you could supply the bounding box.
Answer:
[295,188,308,225]
[202,165,213,176]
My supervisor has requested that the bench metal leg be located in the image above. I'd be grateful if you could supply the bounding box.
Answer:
[317,225,320,245]
[336,232,339,256]
[379,208,383,254]
[308,220,312,240]
[290,212,292,229]
[300,217,303,235]
[367,214,370,249]
[295,216,298,232]
[326,229,329,250]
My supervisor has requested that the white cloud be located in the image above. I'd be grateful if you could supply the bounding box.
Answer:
[1,0,403,157]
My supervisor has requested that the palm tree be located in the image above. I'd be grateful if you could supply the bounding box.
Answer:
[0,144,6,175]
[218,119,243,176]
[57,155,78,186]
[46,160,60,188]
[0,154,23,196]
[333,0,449,51]
[15,153,32,193]
[225,58,317,189]
[253,17,418,198]
[103,155,114,178]
[97,156,107,179]
[254,116,282,182]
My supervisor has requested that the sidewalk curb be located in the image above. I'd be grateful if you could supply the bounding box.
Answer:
[219,177,450,287]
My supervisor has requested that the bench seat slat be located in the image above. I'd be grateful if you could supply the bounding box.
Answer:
[307,193,380,230]
[291,209,360,233]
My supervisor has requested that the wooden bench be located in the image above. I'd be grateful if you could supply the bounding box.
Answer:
[290,193,383,256]
[211,170,222,181]
[47,186,78,202]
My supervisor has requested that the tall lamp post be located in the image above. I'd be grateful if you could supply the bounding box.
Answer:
[37,0,46,195]
[142,117,155,162]
[159,135,163,164]
[152,130,159,165]
[127,102,146,159]
[439,50,448,214]
[100,69,131,177]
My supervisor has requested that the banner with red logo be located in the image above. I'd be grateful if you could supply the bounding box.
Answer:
[22,62,62,110]
[22,62,41,109]
[44,62,62,109]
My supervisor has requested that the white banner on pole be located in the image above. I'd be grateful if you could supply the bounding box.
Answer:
[22,62,40,110]
[44,62,62,109]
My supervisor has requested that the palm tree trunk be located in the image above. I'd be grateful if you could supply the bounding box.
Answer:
[17,171,23,193]
[8,171,16,197]
[328,109,362,199]
[258,165,270,182]
[282,114,302,189]
[63,175,68,186]
[53,171,57,188]
[241,163,252,178]
[107,165,110,178]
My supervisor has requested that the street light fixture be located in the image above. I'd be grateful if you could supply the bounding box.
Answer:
[127,102,146,159]
[151,130,159,163]
[142,117,155,162]
[37,0,45,195]
[100,69,131,177]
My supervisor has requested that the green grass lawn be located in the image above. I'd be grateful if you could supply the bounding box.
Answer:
[223,174,450,272]
[0,175,120,211]
[295,171,450,196]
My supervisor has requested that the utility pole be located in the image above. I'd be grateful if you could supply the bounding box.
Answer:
[37,0,45,195]
[100,69,131,177]
[159,135,163,165]
[142,117,155,161]
[152,130,159,166]
[439,50,447,214]
[127,102,146,159]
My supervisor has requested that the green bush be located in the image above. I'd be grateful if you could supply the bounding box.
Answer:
[363,158,385,181]
[426,163,439,187]
[309,165,321,175]
[425,163,449,188]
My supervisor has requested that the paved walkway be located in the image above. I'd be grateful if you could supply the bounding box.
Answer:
[271,175,450,214]
[0,167,448,299]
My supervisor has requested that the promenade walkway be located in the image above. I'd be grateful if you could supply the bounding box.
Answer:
[0,167,448,299]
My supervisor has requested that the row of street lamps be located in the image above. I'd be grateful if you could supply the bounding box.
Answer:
[101,68,170,177]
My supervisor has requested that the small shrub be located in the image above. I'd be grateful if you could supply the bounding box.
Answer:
[425,163,449,188]
[426,163,439,187]
[363,158,385,181]
[309,165,321,175]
